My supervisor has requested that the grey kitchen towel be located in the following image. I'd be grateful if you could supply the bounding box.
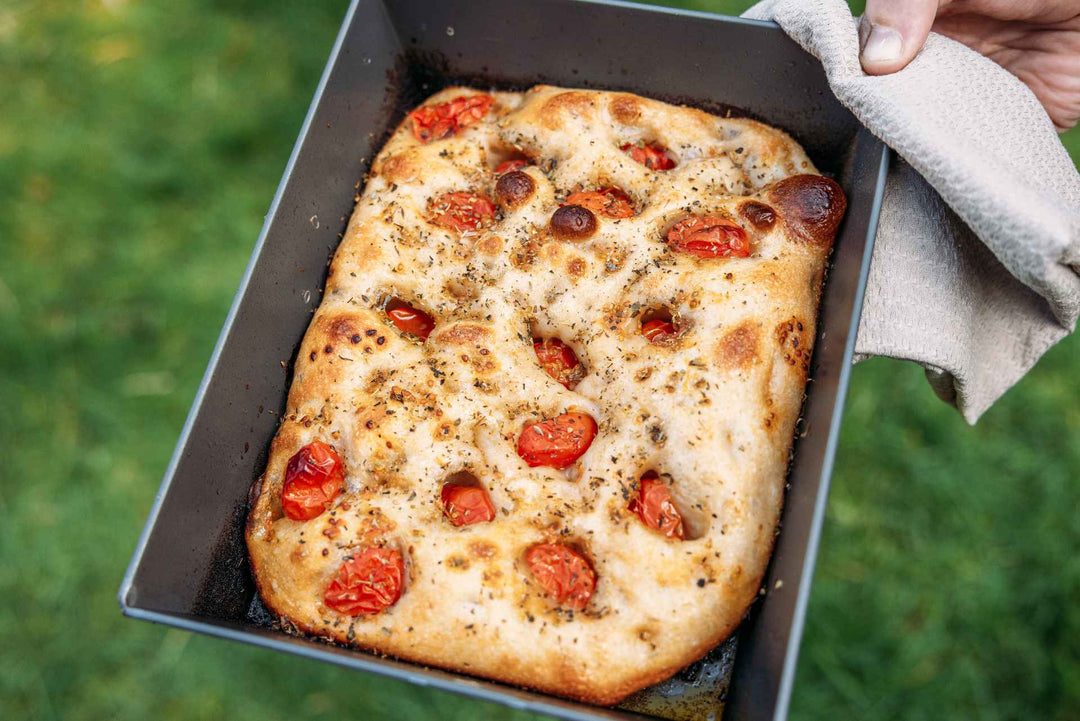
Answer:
[744,0,1080,423]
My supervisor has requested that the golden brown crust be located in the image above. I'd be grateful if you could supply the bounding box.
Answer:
[716,321,762,371]
[245,85,846,706]
[739,200,778,231]
[766,174,847,246]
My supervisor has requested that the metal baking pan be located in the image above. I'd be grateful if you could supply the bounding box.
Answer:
[119,1,888,719]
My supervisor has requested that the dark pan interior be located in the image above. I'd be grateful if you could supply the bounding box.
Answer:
[120,1,885,720]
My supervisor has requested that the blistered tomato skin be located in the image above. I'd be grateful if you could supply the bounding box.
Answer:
[525,543,596,610]
[517,412,597,469]
[441,484,496,527]
[281,441,345,521]
[533,338,582,389]
[324,547,405,616]
[495,158,530,174]
[431,191,496,232]
[666,217,751,258]
[386,302,435,340]
[641,319,677,344]
[564,188,635,219]
[629,474,685,539]
[409,94,493,143]
[621,142,676,170]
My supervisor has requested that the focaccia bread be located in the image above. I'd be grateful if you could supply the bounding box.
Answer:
[246,85,846,705]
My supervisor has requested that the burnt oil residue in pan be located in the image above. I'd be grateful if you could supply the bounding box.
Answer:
[620,636,739,721]
[194,499,255,620]
[247,591,361,651]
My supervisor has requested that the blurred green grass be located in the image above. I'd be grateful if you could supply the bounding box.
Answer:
[1,1,1077,720]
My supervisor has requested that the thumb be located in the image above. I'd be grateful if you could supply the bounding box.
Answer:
[859,0,942,75]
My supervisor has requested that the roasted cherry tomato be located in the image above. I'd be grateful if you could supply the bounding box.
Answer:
[409,94,493,143]
[441,483,496,527]
[324,546,405,616]
[517,412,597,469]
[629,473,685,539]
[533,338,582,390]
[525,543,596,610]
[621,142,676,170]
[666,216,750,258]
[431,191,496,232]
[564,188,635,218]
[495,158,530,174]
[386,301,435,340]
[281,440,345,521]
[641,318,677,344]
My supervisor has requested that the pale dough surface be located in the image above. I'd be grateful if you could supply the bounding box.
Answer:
[246,85,845,704]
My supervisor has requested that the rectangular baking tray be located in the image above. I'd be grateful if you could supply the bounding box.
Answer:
[118,1,889,719]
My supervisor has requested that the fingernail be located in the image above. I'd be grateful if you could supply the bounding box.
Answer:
[859,20,902,64]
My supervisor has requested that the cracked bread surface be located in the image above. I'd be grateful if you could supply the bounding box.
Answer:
[246,84,846,705]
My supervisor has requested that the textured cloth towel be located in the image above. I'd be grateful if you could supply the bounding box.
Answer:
[744,0,1080,422]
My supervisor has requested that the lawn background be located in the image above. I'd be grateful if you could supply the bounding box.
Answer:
[2,1,1077,719]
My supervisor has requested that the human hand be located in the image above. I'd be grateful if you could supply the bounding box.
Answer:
[858,0,1080,130]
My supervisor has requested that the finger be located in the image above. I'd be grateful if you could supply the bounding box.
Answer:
[860,0,946,75]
